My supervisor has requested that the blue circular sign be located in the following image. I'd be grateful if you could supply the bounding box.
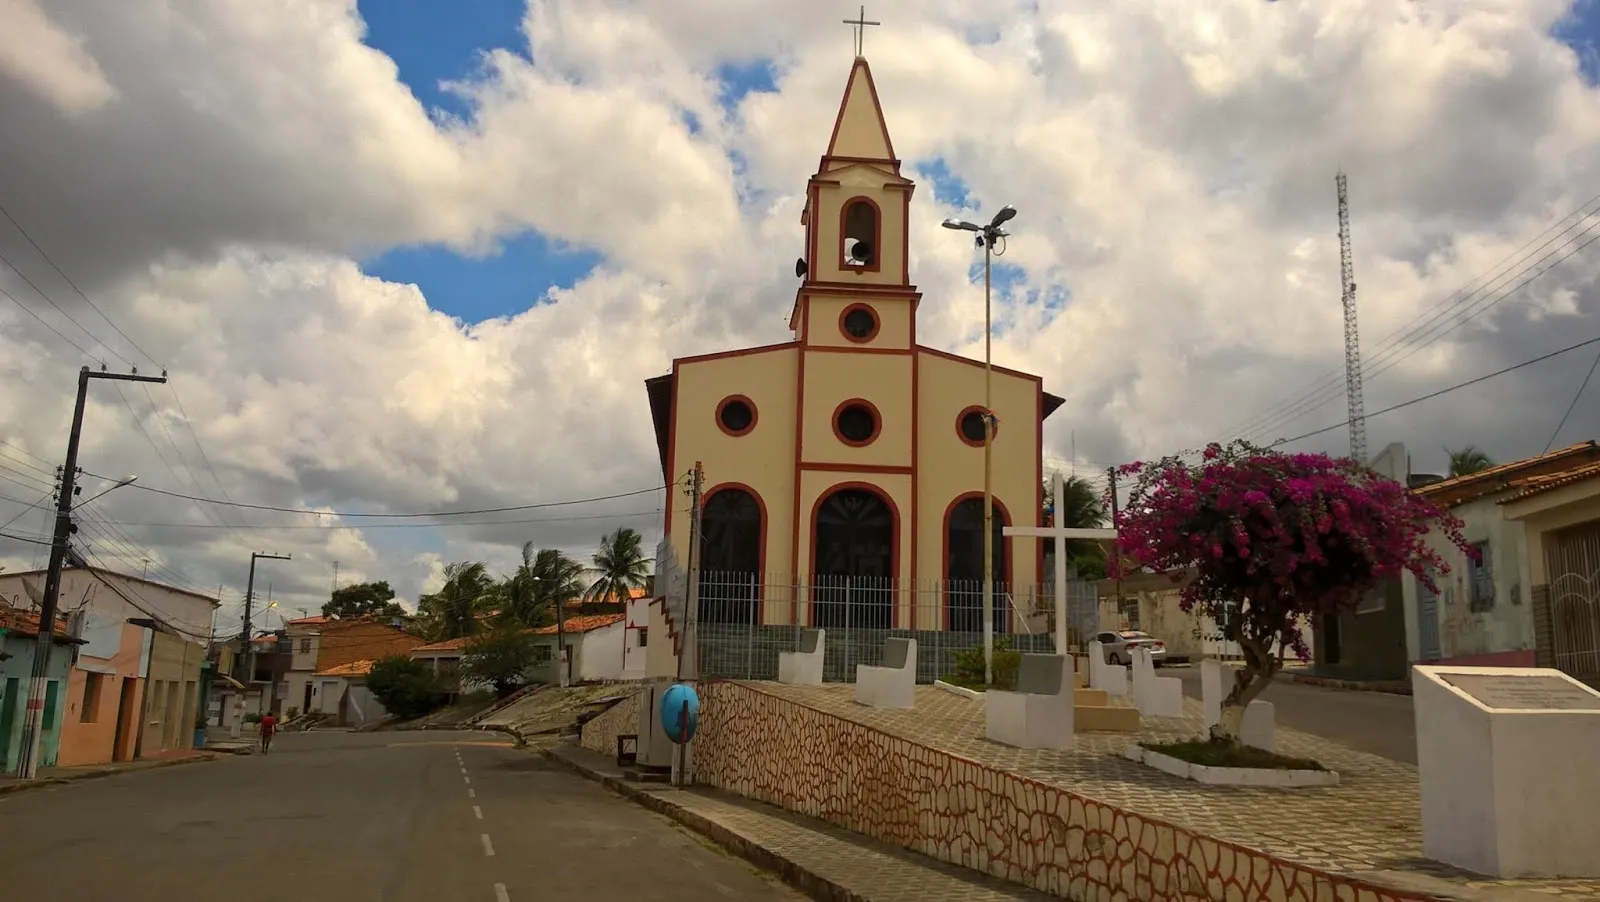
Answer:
[660,682,700,744]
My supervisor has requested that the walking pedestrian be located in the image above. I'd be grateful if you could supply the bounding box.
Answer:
[258,711,278,754]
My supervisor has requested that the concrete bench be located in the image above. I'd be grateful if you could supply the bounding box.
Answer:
[1132,646,1184,718]
[854,636,916,709]
[777,628,825,686]
[1087,639,1128,697]
[985,653,1074,750]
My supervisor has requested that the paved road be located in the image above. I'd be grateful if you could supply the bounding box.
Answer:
[1167,666,1418,763]
[0,730,801,901]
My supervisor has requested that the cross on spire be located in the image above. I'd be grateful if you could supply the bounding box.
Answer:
[842,5,880,58]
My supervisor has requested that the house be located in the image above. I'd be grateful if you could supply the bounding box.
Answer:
[409,612,634,690]
[1402,441,1600,671]
[0,566,215,766]
[642,53,1065,682]
[409,637,470,694]
[309,659,390,727]
[284,615,422,717]
[0,603,82,774]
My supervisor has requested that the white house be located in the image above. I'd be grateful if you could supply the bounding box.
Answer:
[310,659,390,727]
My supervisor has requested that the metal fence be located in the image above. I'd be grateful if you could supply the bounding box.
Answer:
[689,571,1101,684]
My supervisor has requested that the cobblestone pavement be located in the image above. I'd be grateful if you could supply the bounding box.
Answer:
[752,682,1600,899]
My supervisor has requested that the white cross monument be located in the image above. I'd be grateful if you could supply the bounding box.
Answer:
[1003,471,1117,654]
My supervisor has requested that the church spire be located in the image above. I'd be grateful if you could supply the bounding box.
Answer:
[823,55,896,164]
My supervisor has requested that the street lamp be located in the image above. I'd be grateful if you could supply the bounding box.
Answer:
[941,204,1017,686]
[73,475,137,509]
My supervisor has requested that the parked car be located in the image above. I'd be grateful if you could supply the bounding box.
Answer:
[1092,630,1168,666]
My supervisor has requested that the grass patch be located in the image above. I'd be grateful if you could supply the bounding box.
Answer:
[1142,738,1326,772]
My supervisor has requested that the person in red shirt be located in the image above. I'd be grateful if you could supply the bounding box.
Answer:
[258,712,278,754]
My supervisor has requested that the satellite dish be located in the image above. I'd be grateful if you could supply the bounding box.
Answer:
[847,239,873,266]
[795,258,808,278]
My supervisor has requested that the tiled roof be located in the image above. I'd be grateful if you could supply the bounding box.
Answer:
[1413,441,1600,506]
[315,659,375,678]
[1499,460,1600,503]
[411,637,470,653]
[0,603,71,640]
[532,613,625,635]
[288,615,332,626]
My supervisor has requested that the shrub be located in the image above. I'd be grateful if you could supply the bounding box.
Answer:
[366,655,448,720]
[946,637,1021,691]
[462,628,543,698]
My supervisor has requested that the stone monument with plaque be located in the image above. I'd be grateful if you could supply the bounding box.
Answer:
[1413,664,1600,878]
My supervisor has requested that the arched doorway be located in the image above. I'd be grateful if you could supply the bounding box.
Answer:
[812,486,896,630]
[945,496,1010,633]
[699,486,764,624]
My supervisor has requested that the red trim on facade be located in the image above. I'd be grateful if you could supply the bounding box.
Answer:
[915,345,1045,385]
[790,303,810,607]
[807,481,903,623]
[939,493,1014,630]
[703,482,769,625]
[831,397,883,448]
[838,302,880,343]
[1035,384,1045,585]
[837,195,883,274]
[800,462,912,474]
[801,281,920,297]
[807,346,910,357]
[826,154,904,168]
[714,394,758,438]
[665,362,680,540]
[955,405,993,449]
[910,340,920,628]
[675,341,798,366]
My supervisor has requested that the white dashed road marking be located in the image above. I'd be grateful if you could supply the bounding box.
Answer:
[473,805,483,820]
[468,788,476,798]
[494,883,510,902]
[480,833,496,857]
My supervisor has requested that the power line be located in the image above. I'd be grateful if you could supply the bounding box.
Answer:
[91,508,662,531]
[1270,332,1600,449]
[0,248,128,367]
[1542,346,1600,454]
[0,283,98,359]
[78,476,670,518]
[0,440,51,466]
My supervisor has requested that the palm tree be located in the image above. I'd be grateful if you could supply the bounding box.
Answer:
[1446,446,1495,477]
[516,545,585,625]
[584,527,651,610]
[1044,475,1111,578]
[418,561,496,641]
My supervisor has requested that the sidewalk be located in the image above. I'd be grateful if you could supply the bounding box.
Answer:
[0,748,220,796]
[542,741,1050,901]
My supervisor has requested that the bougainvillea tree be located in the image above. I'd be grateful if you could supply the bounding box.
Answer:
[1112,441,1471,745]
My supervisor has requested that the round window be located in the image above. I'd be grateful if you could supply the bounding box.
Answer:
[957,407,992,447]
[834,401,880,446]
[716,396,757,436]
[840,305,878,342]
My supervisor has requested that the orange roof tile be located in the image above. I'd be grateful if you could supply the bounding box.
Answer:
[1414,441,1600,506]
[315,659,376,678]
[288,615,332,626]
[532,613,624,635]
[411,637,470,653]
[1499,460,1600,503]
[0,603,70,640]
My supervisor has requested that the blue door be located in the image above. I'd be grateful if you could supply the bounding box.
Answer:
[1417,576,1443,661]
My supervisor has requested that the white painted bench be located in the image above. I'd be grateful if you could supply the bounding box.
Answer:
[854,636,916,709]
[1087,639,1128,697]
[985,653,1074,750]
[777,628,825,686]
[1132,646,1184,718]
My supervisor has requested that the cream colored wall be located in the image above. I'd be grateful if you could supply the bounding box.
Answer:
[668,347,800,594]
[800,351,911,468]
[914,352,1041,592]
[1504,486,1600,584]
[811,168,907,287]
[803,292,912,350]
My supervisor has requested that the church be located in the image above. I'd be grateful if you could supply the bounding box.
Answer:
[644,53,1064,637]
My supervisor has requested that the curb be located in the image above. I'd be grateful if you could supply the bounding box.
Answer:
[0,753,220,796]
[415,722,526,746]
[1279,673,1413,696]
[538,746,864,902]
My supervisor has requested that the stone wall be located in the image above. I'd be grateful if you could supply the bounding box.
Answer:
[694,680,1430,902]
[579,691,640,757]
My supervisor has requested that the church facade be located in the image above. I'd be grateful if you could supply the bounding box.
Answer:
[645,55,1064,635]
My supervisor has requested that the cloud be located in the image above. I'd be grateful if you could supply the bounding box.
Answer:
[0,0,118,115]
[3,0,1600,622]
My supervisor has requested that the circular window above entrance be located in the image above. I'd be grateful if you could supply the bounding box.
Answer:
[716,395,757,437]
[833,399,881,447]
[839,303,880,342]
[956,406,994,447]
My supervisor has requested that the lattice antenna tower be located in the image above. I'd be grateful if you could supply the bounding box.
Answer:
[1336,172,1367,463]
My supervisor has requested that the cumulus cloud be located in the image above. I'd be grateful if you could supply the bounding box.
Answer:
[3,0,1600,627]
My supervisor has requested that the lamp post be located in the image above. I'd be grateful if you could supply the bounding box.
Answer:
[942,205,1017,687]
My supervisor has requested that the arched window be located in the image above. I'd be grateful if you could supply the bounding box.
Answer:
[812,486,896,630]
[841,198,878,270]
[945,496,1010,633]
[699,487,763,624]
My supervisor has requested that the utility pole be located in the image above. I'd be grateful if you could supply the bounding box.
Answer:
[15,365,166,780]
[239,551,291,686]
[677,462,705,682]
[1336,172,1367,463]
[331,560,339,594]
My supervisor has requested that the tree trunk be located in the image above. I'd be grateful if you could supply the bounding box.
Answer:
[1207,633,1277,745]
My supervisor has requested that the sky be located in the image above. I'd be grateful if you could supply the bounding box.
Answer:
[2,0,1600,636]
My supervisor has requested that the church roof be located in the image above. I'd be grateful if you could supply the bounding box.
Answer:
[823,56,896,166]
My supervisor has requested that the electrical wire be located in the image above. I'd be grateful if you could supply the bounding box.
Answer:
[1542,346,1600,454]
[94,508,663,531]
[1269,333,1600,449]
[0,283,99,360]
[79,476,671,518]
[0,249,127,366]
